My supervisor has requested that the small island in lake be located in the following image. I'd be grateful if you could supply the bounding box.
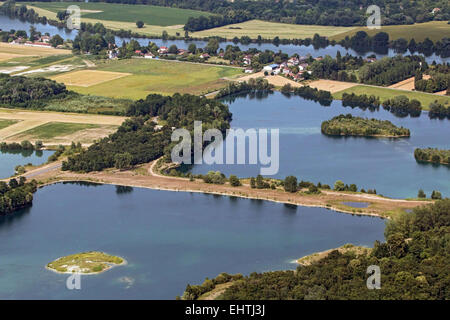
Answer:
[321,114,410,137]
[46,251,125,274]
[414,148,450,165]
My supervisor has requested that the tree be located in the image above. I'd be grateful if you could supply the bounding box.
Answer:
[162,30,169,40]
[168,44,178,54]
[431,190,442,200]
[114,152,133,170]
[418,189,426,198]
[334,180,345,191]
[229,175,241,187]
[250,177,256,188]
[49,35,64,48]
[136,21,144,28]
[284,176,297,193]
[188,43,196,53]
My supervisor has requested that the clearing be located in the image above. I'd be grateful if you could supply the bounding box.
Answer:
[51,70,132,87]
[308,79,359,93]
[63,59,243,99]
[331,21,450,42]
[191,20,355,39]
[388,75,431,91]
[334,85,450,110]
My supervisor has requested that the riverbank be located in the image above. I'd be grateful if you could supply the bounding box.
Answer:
[24,159,432,219]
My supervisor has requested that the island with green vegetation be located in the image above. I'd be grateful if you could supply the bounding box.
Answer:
[414,148,450,165]
[46,251,125,274]
[321,114,410,137]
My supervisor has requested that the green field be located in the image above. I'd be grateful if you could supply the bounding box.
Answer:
[64,59,243,99]
[12,122,101,140]
[192,19,355,39]
[330,21,450,42]
[0,119,18,130]
[25,2,213,26]
[334,85,450,110]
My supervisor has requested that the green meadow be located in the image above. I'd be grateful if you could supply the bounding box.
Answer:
[25,2,213,26]
[334,85,450,110]
[0,119,18,130]
[66,59,243,99]
[12,122,101,140]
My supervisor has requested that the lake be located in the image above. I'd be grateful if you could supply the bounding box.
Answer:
[0,150,54,179]
[191,92,450,199]
[0,182,385,299]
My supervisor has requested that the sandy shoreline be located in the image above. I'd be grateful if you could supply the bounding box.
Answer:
[25,159,432,220]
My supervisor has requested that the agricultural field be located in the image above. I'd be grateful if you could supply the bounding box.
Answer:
[25,2,213,26]
[333,85,450,110]
[24,2,210,37]
[330,21,450,42]
[0,42,71,61]
[59,59,243,99]
[0,119,18,130]
[191,20,355,39]
[51,70,132,87]
[0,108,125,145]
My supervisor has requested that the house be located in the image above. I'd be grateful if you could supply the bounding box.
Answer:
[244,68,254,74]
[263,64,279,71]
[134,50,143,56]
[144,52,155,59]
[177,49,187,55]
[298,63,308,71]
[40,35,51,43]
[158,46,168,54]
[108,50,118,59]
[200,53,210,59]
[431,8,440,14]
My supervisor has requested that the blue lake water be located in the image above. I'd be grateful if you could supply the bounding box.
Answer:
[191,93,450,199]
[0,183,386,299]
[0,150,54,178]
[1,14,447,63]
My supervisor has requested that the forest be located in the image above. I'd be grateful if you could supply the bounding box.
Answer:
[358,55,427,86]
[321,114,410,137]
[184,199,450,300]
[414,148,450,165]
[341,93,381,111]
[62,93,232,172]
[0,74,69,108]
[0,178,38,215]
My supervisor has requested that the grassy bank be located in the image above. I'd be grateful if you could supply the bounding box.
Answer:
[334,85,450,110]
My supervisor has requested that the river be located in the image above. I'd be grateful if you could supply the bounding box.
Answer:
[1,14,447,63]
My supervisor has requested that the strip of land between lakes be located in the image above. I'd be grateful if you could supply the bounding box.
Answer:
[18,159,432,219]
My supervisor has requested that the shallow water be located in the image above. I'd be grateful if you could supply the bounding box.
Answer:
[0,150,54,179]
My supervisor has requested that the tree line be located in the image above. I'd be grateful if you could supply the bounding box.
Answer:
[0,178,37,215]
[62,93,232,172]
[187,199,450,300]
[414,148,450,165]
[321,114,411,137]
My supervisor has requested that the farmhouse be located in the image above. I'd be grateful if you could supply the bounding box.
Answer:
[263,64,279,71]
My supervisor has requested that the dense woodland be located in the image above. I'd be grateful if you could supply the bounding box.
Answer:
[321,114,410,137]
[414,148,450,165]
[358,55,427,86]
[62,93,232,172]
[0,178,37,215]
[381,96,422,117]
[428,102,450,119]
[184,199,450,300]
[341,93,381,111]
[0,74,69,108]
